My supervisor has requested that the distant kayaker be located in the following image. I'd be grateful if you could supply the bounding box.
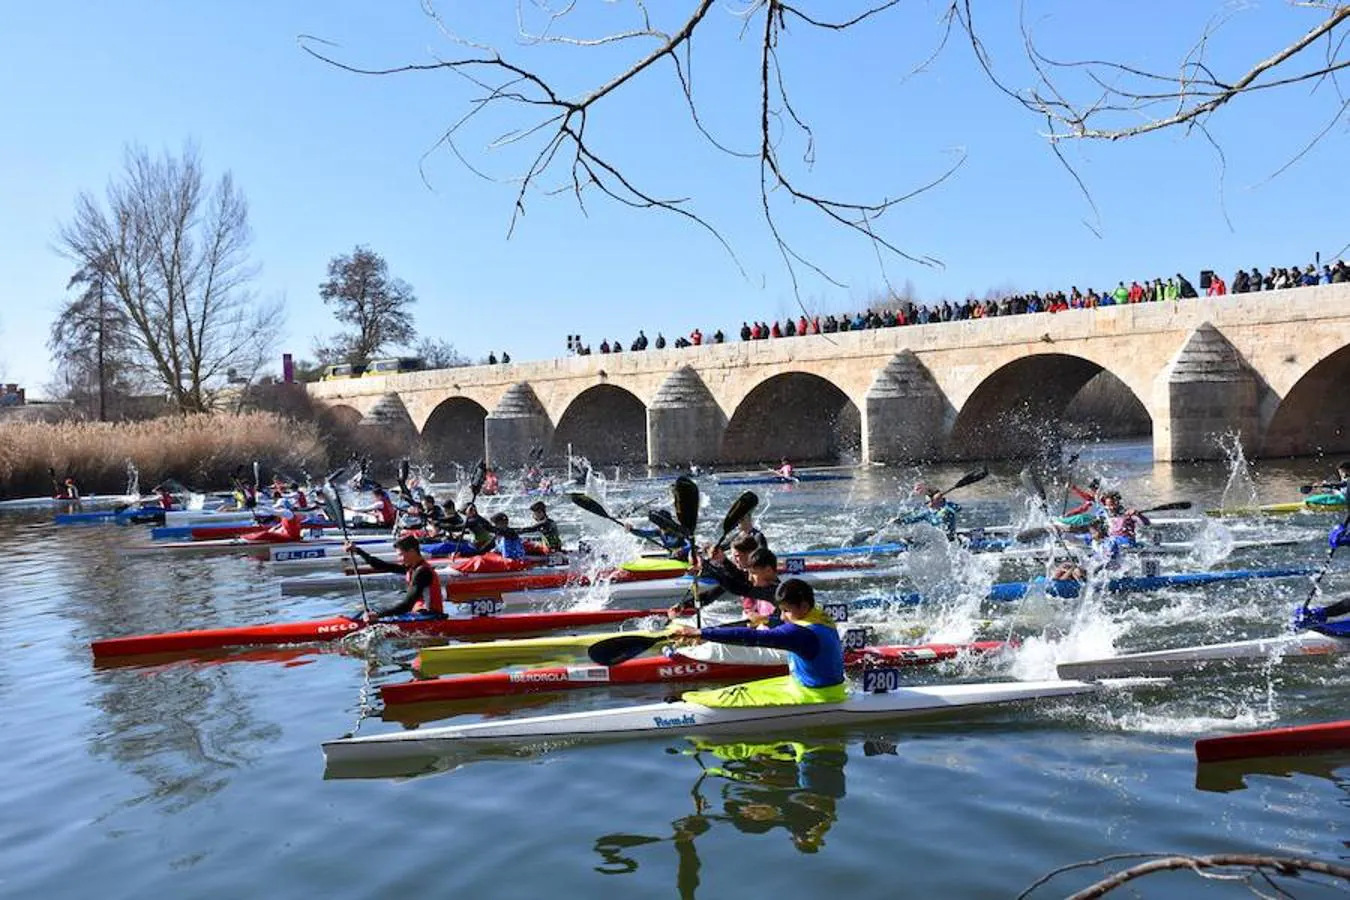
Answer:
[776,459,795,480]
[461,503,496,552]
[518,500,564,553]
[673,578,845,707]
[353,487,397,528]
[58,476,81,501]
[1100,491,1149,546]
[343,535,445,622]
[481,467,501,496]
[899,489,960,540]
[153,484,178,510]
[1311,462,1350,501]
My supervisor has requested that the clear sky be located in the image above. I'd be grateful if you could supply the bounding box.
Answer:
[1,1,1345,395]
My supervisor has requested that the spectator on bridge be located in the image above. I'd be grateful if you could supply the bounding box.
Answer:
[1112,282,1129,305]
[740,321,752,341]
[599,339,611,354]
[797,315,808,336]
[1322,265,1335,284]
[611,339,622,353]
[502,352,511,363]
[1177,273,1198,298]
[771,321,782,338]
[655,333,667,349]
[1127,280,1143,303]
[1231,269,1250,293]
[1333,261,1349,283]
[488,352,498,364]
[1207,273,1227,296]
[632,331,649,351]
[713,329,725,343]
[1302,264,1319,286]
[1270,267,1286,290]
[1247,267,1263,291]
[784,318,796,337]
[691,328,703,346]
[1163,278,1179,301]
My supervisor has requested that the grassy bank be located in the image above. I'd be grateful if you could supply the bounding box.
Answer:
[0,413,331,498]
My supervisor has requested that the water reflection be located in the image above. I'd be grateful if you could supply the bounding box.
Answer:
[1195,753,1350,794]
[593,739,848,899]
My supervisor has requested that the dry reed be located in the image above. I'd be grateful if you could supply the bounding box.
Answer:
[0,413,331,497]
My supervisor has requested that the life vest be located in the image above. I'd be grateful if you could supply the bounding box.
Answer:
[495,531,526,560]
[785,611,845,688]
[407,559,444,615]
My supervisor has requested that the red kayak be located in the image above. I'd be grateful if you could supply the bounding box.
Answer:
[1195,720,1350,763]
[89,608,666,659]
[381,640,1010,705]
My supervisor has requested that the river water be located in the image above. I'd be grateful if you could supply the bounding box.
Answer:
[2,445,1346,899]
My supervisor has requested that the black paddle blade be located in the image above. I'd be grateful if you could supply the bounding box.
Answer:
[1015,526,1051,543]
[673,476,700,536]
[568,492,612,522]
[719,491,759,540]
[323,479,348,532]
[470,460,488,492]
[1019,468,1047,504]
[1300,485,1314,495]
[587,633,667,667]
[1143,501,1193,513]
[648,509,685,536]
[847,527,880,547]
[945,468,989,494]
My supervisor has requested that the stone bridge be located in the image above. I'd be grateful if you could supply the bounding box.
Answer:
[306,284,1350,468]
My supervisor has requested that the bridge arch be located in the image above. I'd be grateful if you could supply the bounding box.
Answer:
[720,372,860,464]
[948,354,1151,460]
[324,404,364,430]
[551,384,647,465]
[1262,343,1350,457]
[420,397,488,469]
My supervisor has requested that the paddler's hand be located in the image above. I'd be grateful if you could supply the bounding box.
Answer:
[361,610,380,624]
[343,540,355,553]
[667,604,696,619]
[689,555,703,574]
[671,625,702,639]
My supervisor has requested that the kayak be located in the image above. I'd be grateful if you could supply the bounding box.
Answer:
[1205,494,1346,517]
[323,678,1098,766]
[1056,630,1350,680]
[54,506,171,525]
[715,473,853,486]
[127,535,390,556]
[982,566,1316,602]
[0,493,140,510]
[89,607,668,659]
[386,640,1011,704]
[1195,720,1350,763]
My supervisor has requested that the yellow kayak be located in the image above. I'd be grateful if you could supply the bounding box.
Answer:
[1205,494,1346,517]
[417,629,668,676]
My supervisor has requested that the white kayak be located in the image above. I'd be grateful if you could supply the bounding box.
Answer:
[0,493,141,510]
[1057,631,1350,680]
[322,678,1098,765]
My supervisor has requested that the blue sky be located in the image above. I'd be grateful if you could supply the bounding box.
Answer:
[1,1,1345,395]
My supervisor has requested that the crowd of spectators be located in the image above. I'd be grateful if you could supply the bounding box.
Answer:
[562,258,1349,357]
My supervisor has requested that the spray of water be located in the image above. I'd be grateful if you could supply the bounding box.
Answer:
[1217,431,1260,512]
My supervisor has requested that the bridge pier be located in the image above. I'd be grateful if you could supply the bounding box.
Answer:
[863,351,947,463]
[647,368,725,467]
[483,383,553,467]
[1155,323,1260,461]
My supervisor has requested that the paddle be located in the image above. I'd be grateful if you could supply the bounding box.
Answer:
[567,492,667,549]
[847,468,989,546]
[449,461,489,556]
[1014,501,1194,543]
[48,466,61,499]
[1298,510,1350,616]
[588,618,749,667]
[1300,481,1346,495]
[672,475,704,627]
[324,474,370,619]
[1058,451,1081,516]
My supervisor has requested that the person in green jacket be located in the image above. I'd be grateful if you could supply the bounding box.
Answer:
[1111,281,1129,305]
[1163,277,1180,301]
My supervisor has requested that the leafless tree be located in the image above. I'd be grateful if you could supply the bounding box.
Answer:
[58,144,282,414]
[300,1,1349,287]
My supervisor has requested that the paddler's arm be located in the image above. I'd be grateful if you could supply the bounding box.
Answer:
[680,621,821,659]
[345,543,405,575]
[372,565,436,619]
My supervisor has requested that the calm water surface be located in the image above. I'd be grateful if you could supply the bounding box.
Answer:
[3,448,1347,899]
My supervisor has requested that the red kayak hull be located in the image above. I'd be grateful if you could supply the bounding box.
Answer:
[381,640,1011,705]
[1195,720,1350,763]
[89,608,665,659]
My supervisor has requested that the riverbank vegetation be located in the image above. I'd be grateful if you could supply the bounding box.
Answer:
[0,413,331,498]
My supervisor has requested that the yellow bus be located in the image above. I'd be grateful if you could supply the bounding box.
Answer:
[364,358,424,376]
[320,363,366,380]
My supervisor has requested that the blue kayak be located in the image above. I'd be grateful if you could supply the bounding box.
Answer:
[55,506,168,526]
[716,473,854,486]
[858,565,1317,606]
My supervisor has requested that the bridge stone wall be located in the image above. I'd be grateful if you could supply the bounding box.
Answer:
[308,284,1350,465]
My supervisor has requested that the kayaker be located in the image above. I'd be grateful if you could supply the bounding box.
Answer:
[776,459,795,480]
[673,578,845,707]
[58,476,81,501]
[461,503,496,552]
[489,512,526,560]
[1310,462,1350,501]
[1051,520,1119,581]
[625,511,692,560]
[518,500,564,553]
[153,484,178,510]
[1060,478,1105,530]
[685,542,781,626]
[1100,491,1149,547]
[353,487,397,528]
[1293,596,1350,634]
[243,505,305,542]
[899,489,960,540]
[343,536,445,622]
[481,467,501,496]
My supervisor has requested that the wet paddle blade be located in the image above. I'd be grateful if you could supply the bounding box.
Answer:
[673,476,700,536]
[1016,526,1051,543]
[569,492,614,523]
[945,468,989,494]
[587,632,670,667]
[1019,468,1048,506]
[847,526,881,547]
[1142,501,1193,513]
[719,491,759,542]
[648,508,685,536]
